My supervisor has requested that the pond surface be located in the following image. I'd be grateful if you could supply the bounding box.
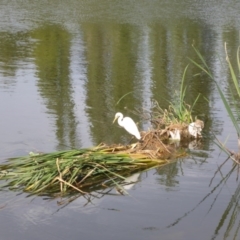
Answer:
[1,1,240,239]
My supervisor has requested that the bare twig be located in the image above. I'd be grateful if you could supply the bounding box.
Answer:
[56,177,87,194]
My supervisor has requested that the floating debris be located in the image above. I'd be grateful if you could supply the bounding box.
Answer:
[188,120,204,138]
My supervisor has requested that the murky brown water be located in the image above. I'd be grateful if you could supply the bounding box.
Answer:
[1,1,240,240]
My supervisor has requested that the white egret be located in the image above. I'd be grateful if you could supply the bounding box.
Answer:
[113,112,141,140]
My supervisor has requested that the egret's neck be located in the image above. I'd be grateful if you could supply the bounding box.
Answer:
[117,116,124,127]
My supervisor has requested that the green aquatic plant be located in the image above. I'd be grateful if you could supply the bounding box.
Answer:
[189,44,240,137]
[189,43,240,164]
[189,44,240,237]
[170,64,200,123]
[0,144,169,196]
[152,65,200,126]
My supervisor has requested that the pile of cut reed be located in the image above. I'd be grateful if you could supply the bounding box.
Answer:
[0,144,169,196]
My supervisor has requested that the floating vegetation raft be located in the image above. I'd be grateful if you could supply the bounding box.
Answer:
[0,143,182,196]
[0,101,200,197]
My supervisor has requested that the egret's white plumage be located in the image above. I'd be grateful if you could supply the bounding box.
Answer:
[113,112,141,140]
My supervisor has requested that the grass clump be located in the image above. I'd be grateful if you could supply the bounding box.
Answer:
[0,144,171,196]
[151,65,200,129]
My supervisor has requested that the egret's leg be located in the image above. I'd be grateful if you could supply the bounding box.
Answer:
[127,136,142,145]
[127,136,134,145]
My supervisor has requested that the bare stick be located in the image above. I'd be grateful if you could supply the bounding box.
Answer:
[56,177,87,194]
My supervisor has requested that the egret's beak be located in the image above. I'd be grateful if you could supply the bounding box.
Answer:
[112,116,117,124]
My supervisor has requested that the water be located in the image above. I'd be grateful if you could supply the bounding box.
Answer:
[0,1,240,239]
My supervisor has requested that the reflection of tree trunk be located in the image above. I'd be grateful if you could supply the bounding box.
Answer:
[31,24,80,149]
[81,23,140,144]
[80,21,215,146]
[0,32,31,86]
